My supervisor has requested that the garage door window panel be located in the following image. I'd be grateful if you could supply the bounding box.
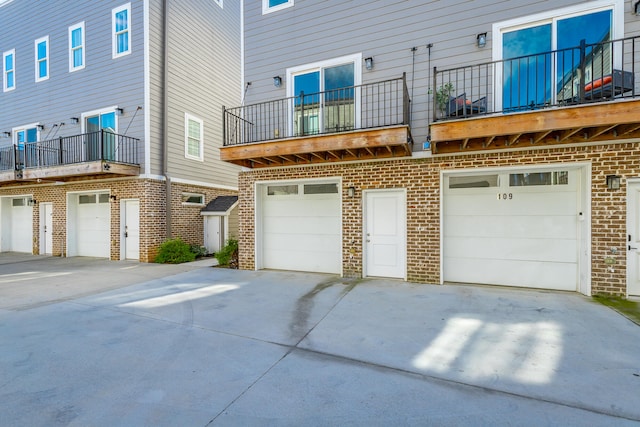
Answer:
[304,183,338,194]
[449,174,499,189]
[267,185,298,195]
[510,171,569,186]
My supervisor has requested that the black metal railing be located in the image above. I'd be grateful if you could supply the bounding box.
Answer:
[0,130,139,172]
[434,35,639,121]
[223,74,411,146]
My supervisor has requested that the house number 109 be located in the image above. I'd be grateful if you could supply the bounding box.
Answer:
[497,193,513,200]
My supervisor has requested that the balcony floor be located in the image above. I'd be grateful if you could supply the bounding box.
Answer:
[430,99,640,154]
[0,161,140,187]
[221,125,412,168]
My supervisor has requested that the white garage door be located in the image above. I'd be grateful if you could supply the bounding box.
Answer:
[443,168,580,291]
[76,193,110,258]
[260,182,340,274]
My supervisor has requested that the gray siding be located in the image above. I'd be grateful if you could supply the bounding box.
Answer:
[0,0,146,168]
[243,0,640,149]
[159,0,242,187]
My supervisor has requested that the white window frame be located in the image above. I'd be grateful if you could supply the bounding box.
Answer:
[34,36,49,82]
[184,113,204,161]
[181,193,205,206]
[262,0,293,15]
[213,0,223,8]
[492,0,623,111]
[80,106,119,134]
[68,22,85,72]
[285,53,362,137]
[112,3,132,58]
[3,49,15,92]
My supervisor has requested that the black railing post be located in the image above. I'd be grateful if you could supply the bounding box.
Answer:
[299,91,305,135]
[222,106,226,146]
[432,66,438,123]
[13,144,17,171]
[579,39,586,103]
[100,129,105,160]
[58,137,63,165]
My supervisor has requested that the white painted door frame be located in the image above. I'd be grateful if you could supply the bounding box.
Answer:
[39,202,53,255]
[363,188,407,279]
[440,162,591,295]
[626,179,640,297]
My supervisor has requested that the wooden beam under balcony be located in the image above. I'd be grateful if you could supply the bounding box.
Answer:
[20,161,140,181]
[430,99,640,154]
[220,125,412,168]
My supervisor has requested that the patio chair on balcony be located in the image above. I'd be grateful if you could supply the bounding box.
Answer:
[584,69,634,100]
[447,93,487,117]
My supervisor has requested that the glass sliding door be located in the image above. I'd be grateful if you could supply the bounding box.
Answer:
[324,63,355,133]
[85,112,116,161]
[293,71,320,136]
[502,24,552,112]
[292,61,355,136]
[501,7,613,111]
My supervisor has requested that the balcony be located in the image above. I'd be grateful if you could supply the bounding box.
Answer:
[221,75,412,168]
[430,36,640,154]
[0,130,140,185]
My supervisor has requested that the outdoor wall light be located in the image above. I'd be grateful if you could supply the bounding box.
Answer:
[606,175,621,190]
[116,108,124,116]
[635,1,640,15]
[348,186,356,198]
[28,198,37,206]
[70,117,79,124]
[273,76,282,88]
[2,131,10,137]
[477,33,487,48]
[364,57,374,70]
[37,124,44,131]
[110,195,117,201]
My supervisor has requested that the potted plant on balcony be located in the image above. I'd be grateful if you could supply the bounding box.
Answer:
[435,82,454,118]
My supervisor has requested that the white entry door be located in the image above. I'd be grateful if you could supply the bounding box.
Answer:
[627,182,640,297]
[205,216,222,254]
[123,199,140,260]
[364,190,406,278]
[40,202,53,255]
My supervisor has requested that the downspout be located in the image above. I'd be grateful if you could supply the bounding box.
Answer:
[162,0,172,238]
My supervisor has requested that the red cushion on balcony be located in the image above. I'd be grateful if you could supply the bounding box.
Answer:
[585,75,613,92]
[455,99,472,106]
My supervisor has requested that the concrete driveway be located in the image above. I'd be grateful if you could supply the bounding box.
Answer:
[1,255,639,426]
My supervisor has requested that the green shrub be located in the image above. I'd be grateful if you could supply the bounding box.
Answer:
[215,239,238,266]
[155,238,196,264]
[190,244,208,258]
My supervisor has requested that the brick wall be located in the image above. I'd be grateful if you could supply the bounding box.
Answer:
[0,178,237,263]
[238,141,639,295]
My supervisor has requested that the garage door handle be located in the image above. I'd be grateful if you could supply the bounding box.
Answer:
[629,245,637,250]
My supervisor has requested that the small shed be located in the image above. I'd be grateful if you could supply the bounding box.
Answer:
[200,195,238,254]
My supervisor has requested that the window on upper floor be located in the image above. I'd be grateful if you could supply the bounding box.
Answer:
[69,22,85,72]
[3,49,15,92]
[35,36,49,82]
[113,3,131,58]
[262,0,293,14]
[286,54,362,137]
[185,113,204,161]
[493,0,623,112]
